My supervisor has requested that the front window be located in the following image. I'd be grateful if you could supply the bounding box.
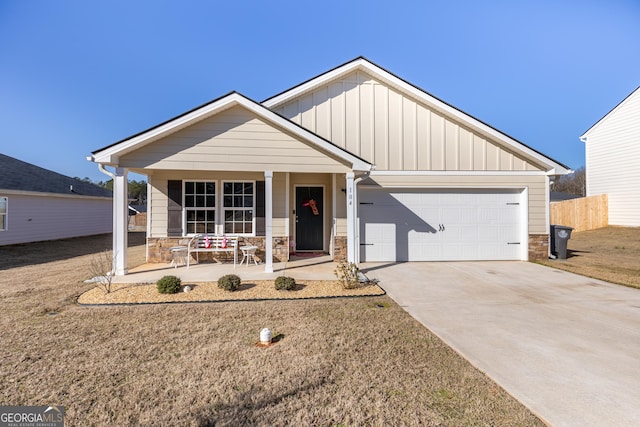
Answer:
[0,197,6,231]
[184,181,216,234]
[223,181,254,234]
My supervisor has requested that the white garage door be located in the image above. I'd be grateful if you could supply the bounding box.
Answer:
[359,188,524,262]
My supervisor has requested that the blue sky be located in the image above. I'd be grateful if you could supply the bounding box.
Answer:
[1,0,639,182]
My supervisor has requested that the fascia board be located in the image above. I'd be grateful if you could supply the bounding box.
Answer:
[357,62,570,174]
[369,170,548,176]
[93,92,372,172]
[580,86,640,141]
[92,94,242,163]
[264,58,569,175]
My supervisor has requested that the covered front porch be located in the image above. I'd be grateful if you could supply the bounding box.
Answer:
[89,93,372,276]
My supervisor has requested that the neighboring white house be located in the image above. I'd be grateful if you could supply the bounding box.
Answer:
[580,86,640,227]
[89,57,570,275]
[0,153,113,245]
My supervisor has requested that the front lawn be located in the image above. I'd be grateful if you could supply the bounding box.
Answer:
[0,234,542,425]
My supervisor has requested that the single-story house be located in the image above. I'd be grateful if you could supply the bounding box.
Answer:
[89,57,570,275]
[580,86,640,227]
[0,153,113,245]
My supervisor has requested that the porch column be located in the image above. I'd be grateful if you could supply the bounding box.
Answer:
[113,167,128,275]
[346,172,356,263]
[264,171,274,273]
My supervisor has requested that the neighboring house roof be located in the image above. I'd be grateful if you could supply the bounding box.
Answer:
[580,86,640,140]
[264,56,571,175]
[0,153,112,198]
[550,191,581,202]
[91,91,372,172]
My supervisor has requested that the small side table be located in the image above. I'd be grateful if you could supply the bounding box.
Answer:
[239,245,259,267]
[169,246,188,268]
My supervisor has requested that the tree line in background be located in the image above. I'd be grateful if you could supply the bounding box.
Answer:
[550,167,586,197]
[75,177,147,205]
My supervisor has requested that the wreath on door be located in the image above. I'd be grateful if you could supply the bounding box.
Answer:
[302,199,319,215]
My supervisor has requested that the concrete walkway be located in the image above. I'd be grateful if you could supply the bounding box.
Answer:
[361,261,640,427]
[115,255,338,283]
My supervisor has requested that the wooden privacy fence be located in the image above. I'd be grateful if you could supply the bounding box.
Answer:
[550,194,608,232]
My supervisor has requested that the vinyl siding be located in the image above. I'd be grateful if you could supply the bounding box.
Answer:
[274,70,543,173]
[584,89,640,226]
[360,174,547,234]
[119,106,351,174]
[148,171,288,238]
[0,193,112,245]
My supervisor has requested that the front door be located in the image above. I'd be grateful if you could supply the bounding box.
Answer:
[295,186,324,251]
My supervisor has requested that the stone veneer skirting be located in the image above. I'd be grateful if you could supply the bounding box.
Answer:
[148,234,549,263]
[147,236,289,264]
[528,234,549,261]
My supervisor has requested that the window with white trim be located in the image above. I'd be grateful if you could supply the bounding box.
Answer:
[184,181,216,234]
[223,181,254,234]
[0,197,6,231]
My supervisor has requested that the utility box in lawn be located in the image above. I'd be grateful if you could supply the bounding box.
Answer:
[550,225,573,259]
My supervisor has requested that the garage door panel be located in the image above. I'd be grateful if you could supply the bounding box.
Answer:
[360,188,524,262]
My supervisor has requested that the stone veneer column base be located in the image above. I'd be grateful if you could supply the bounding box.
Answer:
[528,234,549,261]
[333,236,348,262]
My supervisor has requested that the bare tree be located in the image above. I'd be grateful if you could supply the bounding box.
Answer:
[88,250,115,294]
[552,167,586,197]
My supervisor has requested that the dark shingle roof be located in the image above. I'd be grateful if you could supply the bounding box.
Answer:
[0,153,112,198]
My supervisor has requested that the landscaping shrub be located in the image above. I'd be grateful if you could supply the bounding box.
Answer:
[218,274,241,292]
[275,276,296,291]
[334,261,360,289]
[157,275,182,294]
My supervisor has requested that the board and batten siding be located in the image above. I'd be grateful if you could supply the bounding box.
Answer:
[584,88,640,226]
[0,193,112,246]
[148,171,288,238]
[119,106,350,174]
[274,70,543,173]
[360,174,547,234]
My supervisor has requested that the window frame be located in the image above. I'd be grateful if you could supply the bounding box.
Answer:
[221,180,256,236]
[0,196,6,231]
[180,180,256,236]
[182,180,217,236]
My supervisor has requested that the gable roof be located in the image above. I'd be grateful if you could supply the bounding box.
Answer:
[0,153,112,198]
[580,86,640,140]
[264,56,571,175]
[91,92,372,172]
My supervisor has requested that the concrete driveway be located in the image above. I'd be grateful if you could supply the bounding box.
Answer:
[361,261,640,427]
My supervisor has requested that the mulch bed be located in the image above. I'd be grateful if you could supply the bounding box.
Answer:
[78,280,385,305]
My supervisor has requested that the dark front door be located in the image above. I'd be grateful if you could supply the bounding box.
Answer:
[295,186,324,251]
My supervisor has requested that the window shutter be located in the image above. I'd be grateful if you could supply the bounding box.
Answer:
[256,181,265,217]
[167,180,182,236]
[256,181,265,235]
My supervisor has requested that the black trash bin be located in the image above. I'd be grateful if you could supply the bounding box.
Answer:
[550,225,573,259]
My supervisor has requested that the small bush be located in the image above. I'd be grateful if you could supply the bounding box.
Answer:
[157,275,182,294]
[334,261,360,289]
[218,274,241,292]
[275,276,296,291]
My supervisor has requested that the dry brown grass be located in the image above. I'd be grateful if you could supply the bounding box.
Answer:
[537,226,640,288]
[0,233,542,426]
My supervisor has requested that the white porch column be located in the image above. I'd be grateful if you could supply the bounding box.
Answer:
[264,171,274,273]
[346,172,356,263]
[113,167,128,275]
